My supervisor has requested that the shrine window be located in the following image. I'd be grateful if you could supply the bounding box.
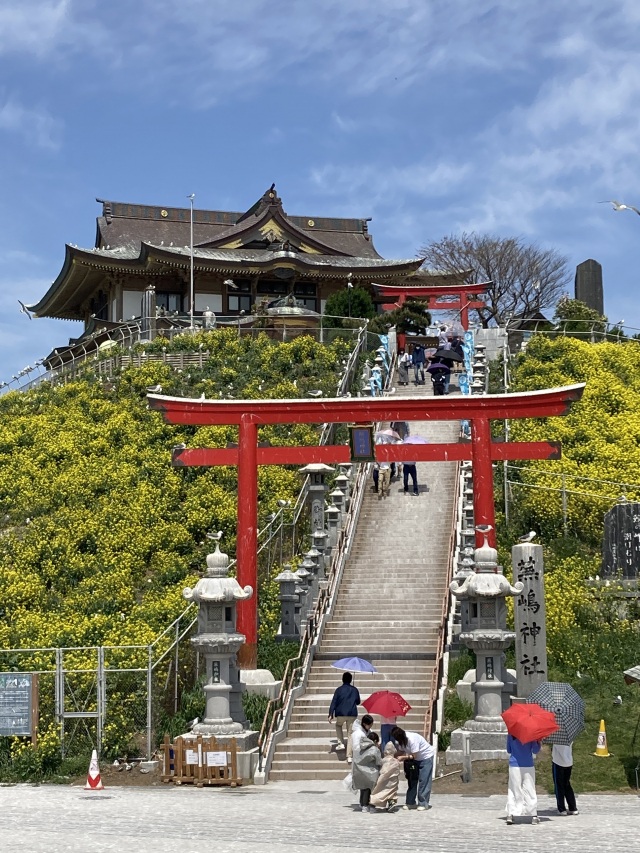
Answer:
[156,292,183,313]
[294,282,316,297]
[257,280,288,295]
[90,289,109,321]
[228,294,252,313]
[294,282,317,311]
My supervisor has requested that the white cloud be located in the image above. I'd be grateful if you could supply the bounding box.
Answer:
[0,98,62,149]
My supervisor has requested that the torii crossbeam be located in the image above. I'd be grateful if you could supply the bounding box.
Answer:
[374,281,491,328]
[148,383,585,667]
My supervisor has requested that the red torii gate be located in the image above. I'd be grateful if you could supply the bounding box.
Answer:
[148,383,585,668]
[375,281,491,329]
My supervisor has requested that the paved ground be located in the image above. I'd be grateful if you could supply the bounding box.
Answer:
[1,779,638,852]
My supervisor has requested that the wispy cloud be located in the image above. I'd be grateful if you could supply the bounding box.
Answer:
[0,97,62,149]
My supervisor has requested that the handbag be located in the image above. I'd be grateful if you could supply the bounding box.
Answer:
[403,759,420,782]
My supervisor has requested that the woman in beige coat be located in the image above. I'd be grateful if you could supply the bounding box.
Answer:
[369,742,401,811]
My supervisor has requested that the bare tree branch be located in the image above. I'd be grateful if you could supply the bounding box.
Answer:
[419,233,571,327]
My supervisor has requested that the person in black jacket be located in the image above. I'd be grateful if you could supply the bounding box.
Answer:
[328,672,361,763]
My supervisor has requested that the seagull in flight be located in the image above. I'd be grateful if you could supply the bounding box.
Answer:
[599,200,640,215]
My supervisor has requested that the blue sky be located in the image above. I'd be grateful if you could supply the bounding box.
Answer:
[2,0,640,386]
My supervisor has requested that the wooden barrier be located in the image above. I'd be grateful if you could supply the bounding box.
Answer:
[161,734,242,787]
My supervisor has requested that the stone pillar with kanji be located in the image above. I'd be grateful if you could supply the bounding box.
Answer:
[512,542,548,697]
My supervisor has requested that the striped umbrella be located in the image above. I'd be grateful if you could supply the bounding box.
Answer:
[528,681,585,745]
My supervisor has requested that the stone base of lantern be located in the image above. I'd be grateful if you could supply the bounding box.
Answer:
[181,730,259,782]
[445,724,509,763]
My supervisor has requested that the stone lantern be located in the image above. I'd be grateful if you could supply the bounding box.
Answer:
[334,473,350,510]
[183,538,253,735]
[326,504,341,553]
[312,529,329,573]
[299,463,334,537]
[447,526,523,763]
[275,563,299,642]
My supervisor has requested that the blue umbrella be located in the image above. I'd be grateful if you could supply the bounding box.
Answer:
[331,656,378,674]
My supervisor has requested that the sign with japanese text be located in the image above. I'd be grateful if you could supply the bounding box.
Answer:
[0,672,35,737]
[602,499,640,579]
[348,424,375,462]
[512,543,548,698]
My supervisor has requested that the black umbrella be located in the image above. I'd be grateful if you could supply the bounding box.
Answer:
[433,348,464,362]
[528,681,585,745]
[427,361,451,374]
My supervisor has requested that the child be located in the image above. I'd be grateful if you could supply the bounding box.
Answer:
[370,742,401,811]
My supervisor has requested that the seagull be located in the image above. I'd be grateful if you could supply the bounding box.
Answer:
[173,442,187,451]
[613,695,622,705]
[309,389,323,397]
[518,530,537,543]
[187,716,200,728]
[599,200,640,215]
[146,384,163,393]
[206,531,223,541]
[475,524,493,533]
[18,300,32,319]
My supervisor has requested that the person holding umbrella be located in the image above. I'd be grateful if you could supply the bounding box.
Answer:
[328,672,361,764]
[552,742,578,816]
[502,702,558,825]
[505,734,542,825]
[362,690,412,749]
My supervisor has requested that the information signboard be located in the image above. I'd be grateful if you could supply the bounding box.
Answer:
[0,672,37,739]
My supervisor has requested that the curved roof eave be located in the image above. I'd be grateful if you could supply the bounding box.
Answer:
[26,244,77,315]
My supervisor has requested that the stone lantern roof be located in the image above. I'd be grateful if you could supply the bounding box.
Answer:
[183,541,253,604]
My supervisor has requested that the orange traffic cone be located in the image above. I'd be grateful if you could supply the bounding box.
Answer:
[84,749,105,789]
[593,719,611,757]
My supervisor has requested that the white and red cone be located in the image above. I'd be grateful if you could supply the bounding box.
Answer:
[84,749,104,790]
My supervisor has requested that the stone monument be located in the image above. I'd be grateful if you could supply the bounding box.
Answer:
[181,535,259,780]
[512,539,548,698]
[575,259,604,316]
[447,526,523,763]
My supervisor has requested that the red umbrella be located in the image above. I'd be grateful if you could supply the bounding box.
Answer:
[362,690,412,718]
[502,702,559,743]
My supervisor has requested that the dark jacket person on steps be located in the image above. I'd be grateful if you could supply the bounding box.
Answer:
[328,672,360,763]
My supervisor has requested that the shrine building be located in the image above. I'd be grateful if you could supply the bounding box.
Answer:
[27,184,462,331]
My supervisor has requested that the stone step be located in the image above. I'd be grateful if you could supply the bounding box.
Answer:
[268,768,353,781]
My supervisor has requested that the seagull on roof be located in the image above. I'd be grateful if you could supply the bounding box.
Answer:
[599,200,640,215]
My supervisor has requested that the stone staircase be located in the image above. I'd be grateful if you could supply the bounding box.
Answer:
[269,382,460,781]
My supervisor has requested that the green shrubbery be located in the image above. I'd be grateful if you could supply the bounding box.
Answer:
[0,330,356,774]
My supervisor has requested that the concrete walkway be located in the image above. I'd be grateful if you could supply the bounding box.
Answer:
[1,781,638,852]
[270,379,460,780]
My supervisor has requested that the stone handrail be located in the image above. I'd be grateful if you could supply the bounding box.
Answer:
[421,465,461,744]
[256,455,370,779]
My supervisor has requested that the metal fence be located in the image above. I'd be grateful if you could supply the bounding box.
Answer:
[2,316,376,394]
